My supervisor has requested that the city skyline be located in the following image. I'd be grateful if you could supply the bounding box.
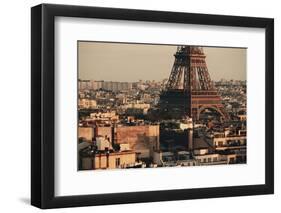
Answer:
[78,44,247,171]
[78,41,246,82]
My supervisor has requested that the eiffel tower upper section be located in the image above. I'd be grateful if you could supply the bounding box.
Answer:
[166,46,215,92]
[159,46,229,120]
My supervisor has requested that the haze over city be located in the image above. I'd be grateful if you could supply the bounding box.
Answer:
[78,41,246,82]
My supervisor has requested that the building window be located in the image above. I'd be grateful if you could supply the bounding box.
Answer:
[229,157,235,164]
[208,158,212,162]
[115,158,121,168]
[213,157,218,162]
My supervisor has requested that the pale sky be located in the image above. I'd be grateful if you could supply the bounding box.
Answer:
[78,41,246,82]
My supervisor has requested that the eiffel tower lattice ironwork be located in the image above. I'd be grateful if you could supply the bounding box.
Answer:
[159,46,229,120]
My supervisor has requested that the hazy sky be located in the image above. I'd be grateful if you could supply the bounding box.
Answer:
[78,41,246,82]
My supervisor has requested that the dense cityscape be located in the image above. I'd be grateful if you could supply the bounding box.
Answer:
[78,76,247,170]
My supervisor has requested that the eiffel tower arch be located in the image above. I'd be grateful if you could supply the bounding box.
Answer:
[159,46,229,121]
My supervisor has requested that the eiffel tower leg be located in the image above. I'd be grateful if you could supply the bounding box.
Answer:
[218,106,229,120]
[191,107,199,121]
[196,108,199,121]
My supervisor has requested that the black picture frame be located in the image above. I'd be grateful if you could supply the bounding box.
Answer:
[31,3,274,209]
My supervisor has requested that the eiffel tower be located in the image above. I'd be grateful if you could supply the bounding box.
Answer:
[159,46,229,121]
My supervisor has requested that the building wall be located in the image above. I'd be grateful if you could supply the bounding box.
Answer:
[153,151,162,165]
[194,153,223,164]
[213,135,246,146]
[78,80,91,90]
[96,126,112,142]
[90,111,119,121]
[96,137,112,150]
[78,127,94,141]
[193,153,238,165]
[94,155,107,169]
[107,152,136,169]
[82,152,136,170]
[78,98,97,109]
[115,125,160,158]
[194,149,208,155]
[120,143,130,151]
[225,154,237,164]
